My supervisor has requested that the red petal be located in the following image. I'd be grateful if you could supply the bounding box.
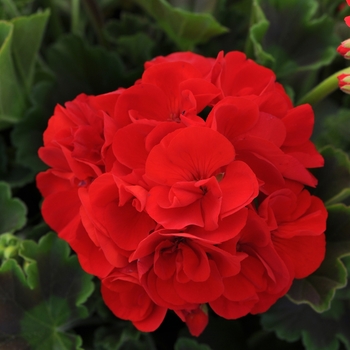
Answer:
[112,123,153,170]
[113,84,170,127]
[220,161,259,218]
[146,127,235,185]
[206,96,260,142]
[282,104,314,147]
[174,261,224,303]
[273,234,326,278]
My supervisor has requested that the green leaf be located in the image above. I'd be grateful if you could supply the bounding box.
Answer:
[0,182,26,234]
[316,108,350,153]
[0,21,25,128]
[104,13,160,67]
[0,233,94,349]
[199,0,253,56]
[4,70,55,187]
[261,292,350,350]
[248,329,304,350]
[168,0,218,13]
[115,32,156,66]
[248,0,338,79]
[312,146,350,206]
[0,163,33,188]
[0,10,49,129]
[286,204,350,312]
[0,137,8,175]
[133,0,228,50]
[261,253,350,350]
[46,34,129,104]
[0,0,34,19]
[10,80,53,184]
[174,337,212,350]
[11,10,50,92]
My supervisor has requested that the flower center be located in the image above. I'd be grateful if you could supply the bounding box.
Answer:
[200,186,208,195]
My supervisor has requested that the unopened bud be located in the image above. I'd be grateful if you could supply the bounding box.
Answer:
[338,73,350,94]
[337,39,350,59]
[3,245,18,259]
[185,304,208,337]
[345,16,350,27]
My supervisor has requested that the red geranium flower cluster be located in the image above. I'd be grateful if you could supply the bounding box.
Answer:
[36,51,327,336]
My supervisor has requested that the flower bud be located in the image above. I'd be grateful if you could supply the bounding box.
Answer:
[337,39,350,59]
[185,305,209,337]
[4,245,18,259]
[0,233,20,260]
[345,16,350,27]
[338,73,350,94]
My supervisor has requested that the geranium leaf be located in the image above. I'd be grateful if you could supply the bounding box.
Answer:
[46,34,129,104]
[168,0,218,13]
[0,21,25,128]
[10,80,53,186]
[0,182,26,234]
[104,14,159,67]
[105,20,156,67]
[316,108,350,155]
[287,204,350,312]
[11,10,49,92]
[248,0,338,79]
[133,0,228,50]
[312,146,350,205]
[0,233,94,349]
[0,11,49,129]
[261,298,350,350]
[261,254,350,350]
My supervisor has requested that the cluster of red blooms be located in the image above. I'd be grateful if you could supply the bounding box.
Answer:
[36,51,327,336]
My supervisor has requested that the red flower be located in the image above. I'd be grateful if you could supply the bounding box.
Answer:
[37,50,326,336]
[131,230,245,309]
[257,188,327,279]
[145,126,259,229]
[36,93,120,277]
[79,173,156,267]
[113,61,220,128]
[206,97,321,193]
[209,209,292,319]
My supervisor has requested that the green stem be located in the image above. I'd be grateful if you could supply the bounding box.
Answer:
[298,66,350,106]
[71,0,80,35]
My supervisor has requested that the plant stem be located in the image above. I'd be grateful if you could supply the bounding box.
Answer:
[298,66,350,106]
[71,0,80,35]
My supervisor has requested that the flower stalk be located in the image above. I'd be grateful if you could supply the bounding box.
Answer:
[298,66,350,106]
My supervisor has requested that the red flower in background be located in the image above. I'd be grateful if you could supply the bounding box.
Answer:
[37,50,327,335]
